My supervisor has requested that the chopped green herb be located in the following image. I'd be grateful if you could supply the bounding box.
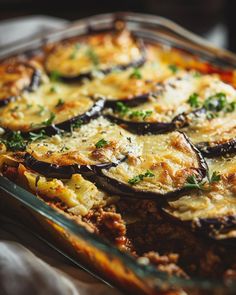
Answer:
[203,92,227,112]
[37,105,46,116]
[225,101,236,113]
[187,93,200,108]
[129,110,153,120]
[95,138,108,149]
[60,145,70,152]
[185,171,221,190]
[29,130,47,142]
[207,171,221,183]
[49,86,58,93]
[69,43,81,60]
[10,106,19,113]
[184,175,206,190]
[86,48,99,66]
[128,170,154,185]
[55,98,65,108]
[50,70,61,82]
[115,102,130,116]
[115,102,152,120]
[168,64,178,74]
[26,104,33,109]
[41,112,56,126]
[1,131,26,151]
[193,71,202,78]
[129,68,142,79]
[71,119,83,130]
[206,112,217,120]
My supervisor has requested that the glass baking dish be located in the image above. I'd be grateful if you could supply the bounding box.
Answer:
[0,12,236,295]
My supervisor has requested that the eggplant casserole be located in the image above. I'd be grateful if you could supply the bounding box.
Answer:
[1,28,236,283]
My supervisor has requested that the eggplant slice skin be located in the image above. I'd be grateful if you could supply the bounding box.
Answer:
[0,62,41,107]
[0,78,105,134]
[185,109,236,158]
[24,117,138,177]
[93,131,207,199]
[45,30,146,81]
[164,156,236,240]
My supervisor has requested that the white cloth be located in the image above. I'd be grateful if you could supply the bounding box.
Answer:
[0,218,122,295]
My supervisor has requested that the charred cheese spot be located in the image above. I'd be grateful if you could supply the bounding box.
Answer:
[0,63,38,105]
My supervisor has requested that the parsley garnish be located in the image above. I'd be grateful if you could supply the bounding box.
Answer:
[41,112,56,126]
[187,93,200,108]
[26,104,32,109]
[225,101,236,113]
[129,110,153,120]
[69,43,81,60]
[187,92,235,118]
[185,171,221,190]
[207,171,221,183]
[50,70,61,82]
[29,130,47,142]
[71,119,83,131]
[55,98,65,108]
[86,48,99,66]
[193,71,201,78]
[49,86,58,93]
[37,105,46,116]
[203,92,227,112]
[129,68,142,79]
[168,64,178,74]
[184,175,206,190]
[116,102,130,116]
[95,139,108,149]
[128,170,154,185]
[1,131,26,151]
[115,102,152,120]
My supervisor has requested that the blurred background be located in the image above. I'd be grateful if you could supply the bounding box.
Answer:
[0,0,236,51]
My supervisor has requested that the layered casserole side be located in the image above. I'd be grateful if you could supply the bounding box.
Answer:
[1,28,236,283]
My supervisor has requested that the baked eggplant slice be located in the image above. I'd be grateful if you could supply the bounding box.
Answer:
[106,74,236,145]
[78,57,174,107]
[182,86,236,157]
[0,81,104,133]
[103,71,215,134]
[24,117,138,177]
[164,156,236,240]
[0,62,41,107]
[93,131,207,199]
[185,105,236,157]
[45,30,146,81]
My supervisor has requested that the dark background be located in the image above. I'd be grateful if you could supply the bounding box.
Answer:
[0,0,236,51]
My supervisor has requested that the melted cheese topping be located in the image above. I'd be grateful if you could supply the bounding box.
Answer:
[108,72,230,123]
[45,30,144,77]
[0,82,93,131]
[165,156,236,221]
[78,57,171,100]
[0,63,34,100]
[27,117,138,165]
[103,132,202,195]
[183,78,236,144]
